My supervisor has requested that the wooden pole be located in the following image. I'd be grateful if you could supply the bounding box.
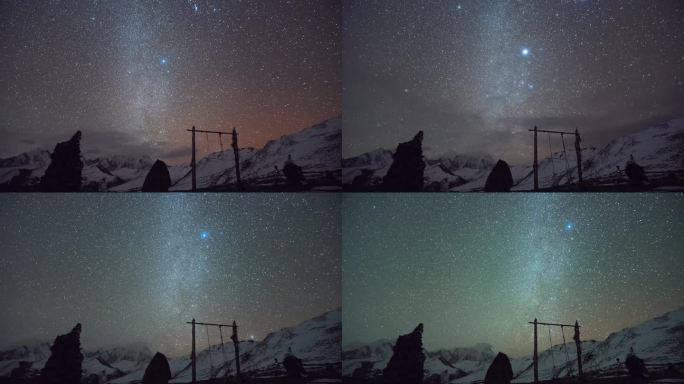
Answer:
[231,128,241,189]
[574,320,583,380]
[191,126,197,191]
[533,126,539,191]
[533,318,538,384]
[574,128,583,185]
[231,320,241,379]
[191,318,197,384]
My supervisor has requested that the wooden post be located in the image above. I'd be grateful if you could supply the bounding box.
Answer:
[574,128,582,185]
[231,321,241,379]
[533,126,539,191]
[231,128,241,188]
[574,320,583,380]
[191,126,197,191]
[533,318,538,384]
[191,318,197,384]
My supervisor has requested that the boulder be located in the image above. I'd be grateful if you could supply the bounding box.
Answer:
[142,352,171,384]
[483,160,514,192]
[381,131,425,192]
[283,155,305,187]
[41,324,84,384]
[40,131,83,192]
[142,160,172,192]
[282,353,305,378]
[382,323,425,384]
[484,352,513,384]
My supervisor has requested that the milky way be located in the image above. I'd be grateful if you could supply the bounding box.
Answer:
[0,194,340,356]
[342,194,684,356]
[342,0,684,162]
[1,0,340,163]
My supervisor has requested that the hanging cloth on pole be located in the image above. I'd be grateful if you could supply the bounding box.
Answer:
[206,325,214,377]
[561,326,573,376]
[561,133,571,183]
[548,326,557,378]
[548,133,556,186]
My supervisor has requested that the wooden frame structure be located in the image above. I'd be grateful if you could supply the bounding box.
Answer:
[529,126,583,190]
[529,318,583,383]
[187,126,241,191]
[187,319,241,384]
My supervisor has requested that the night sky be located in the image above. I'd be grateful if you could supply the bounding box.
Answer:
[343,0,684,162]
[343,194,684,356]
[0,0,340,163]
[0,194,340,357]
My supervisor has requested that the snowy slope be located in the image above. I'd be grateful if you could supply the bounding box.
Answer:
[343,307,684,383]
[0,342,153,381]
[113,309,341,383]
[342,117,684,191]
[1,310,340,383]
[0,116,341,191]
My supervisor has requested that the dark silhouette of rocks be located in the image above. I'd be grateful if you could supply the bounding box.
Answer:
[41,323,84,384]
[282,352,305,378]
[484,160,514,192]
[10,361,32,378]
[352,361,375,379]
[625,348,647,379]
[381,131,425,192]
[142,160,172,192]
[283,155,305,187]
[382,323,425,384]
[625,155,647,186]
[40,131,83,192]
[142,352,171,384]
[483,352,513,384]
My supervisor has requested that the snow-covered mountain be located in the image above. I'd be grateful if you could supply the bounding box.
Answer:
[343,117,684,191]
[0,342,153,382]
[343,306,684,383]
[0,309,341,383]
[0,116,341,191]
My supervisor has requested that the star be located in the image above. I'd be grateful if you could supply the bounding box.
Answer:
[200,230,209,239]
[160,57,168,66]
[521,48,530,56]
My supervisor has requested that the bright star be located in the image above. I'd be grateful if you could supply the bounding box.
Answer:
[521,48,530,56]
[160,57,168,65]
[564,222,575,231]
[200,231,209,239]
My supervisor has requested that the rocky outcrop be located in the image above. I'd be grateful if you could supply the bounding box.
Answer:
[382,323,425,384]
[40,131,83,192]
[381,131,425,192]
[483,352,513,384]
[142,352,171,384]
[483,160,513,192]
[141,160,171,192]
[41,324,84,384]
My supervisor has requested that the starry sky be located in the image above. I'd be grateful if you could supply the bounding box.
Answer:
[0,194,340,357]
[0,0,340,163]
[342,0,684,162]
[342,194,684,356]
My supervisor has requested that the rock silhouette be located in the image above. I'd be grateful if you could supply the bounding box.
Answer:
[41,323,84,384]
[382,131,425,192]
[282,352,305,378]
[142,160,172,192]
[625,156,647,186]
[484,160,514,192]
[10,361,32,378]
[283,155,305,187]
[142,352,171,384]
[382,323,425,384]
[625,348,647,379]
[483,352,513,384]
[40,131,84,192]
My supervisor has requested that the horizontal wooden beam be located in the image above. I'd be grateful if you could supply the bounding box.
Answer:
[528,321,578,327]
[186,129,232,135]
[186,321,236,327]
[528,129,576,135]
